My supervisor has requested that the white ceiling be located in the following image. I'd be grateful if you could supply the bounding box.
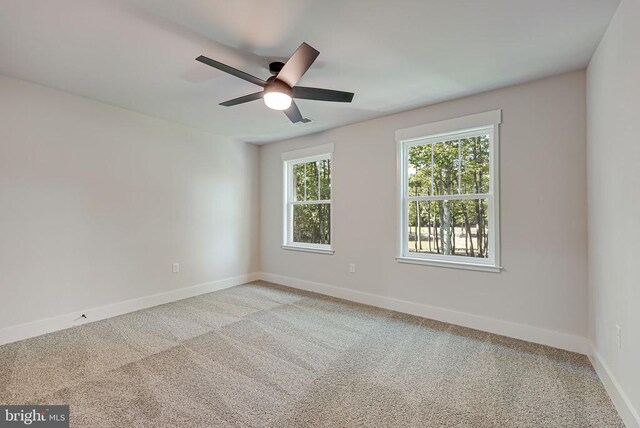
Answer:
[0,0,619,144]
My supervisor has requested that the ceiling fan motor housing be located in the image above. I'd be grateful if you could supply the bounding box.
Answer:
[264,78,292,97]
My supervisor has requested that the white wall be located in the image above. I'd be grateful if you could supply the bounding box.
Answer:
[261,71,588,350]
[0,74,260,331]
[587,0,640,425]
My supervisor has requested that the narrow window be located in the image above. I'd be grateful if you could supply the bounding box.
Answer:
[282,144,334,254]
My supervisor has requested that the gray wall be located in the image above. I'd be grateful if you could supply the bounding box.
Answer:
[260,71,587,343]
[587,0,640,422]
[0,74,260,329]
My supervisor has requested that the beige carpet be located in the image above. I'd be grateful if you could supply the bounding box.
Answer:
[0,281,624,427]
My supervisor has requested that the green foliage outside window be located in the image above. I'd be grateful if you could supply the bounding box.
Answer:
[292,159,331,245]
[407,136,490,258]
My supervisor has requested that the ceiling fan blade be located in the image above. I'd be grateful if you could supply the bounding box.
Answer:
[277,43,320,88]
[283,100,308,123]
[293,86,354,103]
[196,55,266,87]
[219,92,263,107]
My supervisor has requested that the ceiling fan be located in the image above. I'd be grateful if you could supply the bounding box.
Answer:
[196,42,354,124]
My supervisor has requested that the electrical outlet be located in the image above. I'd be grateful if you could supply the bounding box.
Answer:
[172,263,180,273]
[349,263,356,273]
[615,324,622,348]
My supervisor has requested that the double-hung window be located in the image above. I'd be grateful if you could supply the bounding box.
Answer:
[396,110,501,271]
[282,144,334,254]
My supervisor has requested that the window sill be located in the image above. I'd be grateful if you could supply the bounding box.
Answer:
[396,256,502,273]
[282,245,335,255]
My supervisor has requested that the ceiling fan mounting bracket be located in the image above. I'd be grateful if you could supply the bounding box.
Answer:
[268,61,285,76]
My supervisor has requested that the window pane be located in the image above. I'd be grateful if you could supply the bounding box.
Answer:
[293,203,331,245]
[432,140,460,196]
[407,145,432,196]
[407,199,489,258]
[460,135,490,194]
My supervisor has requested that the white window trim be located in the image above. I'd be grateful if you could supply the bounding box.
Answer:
[282,144,335,255]
[395,110,502,272]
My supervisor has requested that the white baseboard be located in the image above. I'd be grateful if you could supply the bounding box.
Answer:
[258,272,588,354]
[0,272,261,346]
[588,344,640,428]
[0,270,588,355]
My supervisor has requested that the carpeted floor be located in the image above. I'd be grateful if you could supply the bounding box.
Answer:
[0,281,624,427]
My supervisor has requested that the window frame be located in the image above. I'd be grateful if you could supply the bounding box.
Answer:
[282,144,335,255]
[396,110,502,272]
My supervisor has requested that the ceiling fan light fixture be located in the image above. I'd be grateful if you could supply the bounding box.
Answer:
[263,91,292,110]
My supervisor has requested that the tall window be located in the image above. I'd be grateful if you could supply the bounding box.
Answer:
[397,111,501,271]
[282,144,334,254]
